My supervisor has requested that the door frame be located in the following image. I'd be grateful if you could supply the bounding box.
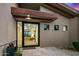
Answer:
[22,21,40,47]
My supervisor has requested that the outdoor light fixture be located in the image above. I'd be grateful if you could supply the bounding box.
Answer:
[25,14,31,20]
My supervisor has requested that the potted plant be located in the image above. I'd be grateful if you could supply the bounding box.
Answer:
[73,42,79,51]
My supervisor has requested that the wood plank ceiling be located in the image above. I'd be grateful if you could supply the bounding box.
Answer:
[11,7,57,23]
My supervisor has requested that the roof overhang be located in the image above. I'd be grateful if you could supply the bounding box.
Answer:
[11,7,57,23]
[42,3,77,18]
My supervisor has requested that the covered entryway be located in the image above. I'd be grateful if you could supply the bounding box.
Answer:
[11,7,57,48]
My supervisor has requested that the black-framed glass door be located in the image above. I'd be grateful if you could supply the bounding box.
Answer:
[22,22,40,47]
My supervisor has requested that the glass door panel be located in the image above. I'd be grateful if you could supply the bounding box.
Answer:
[23,23,39,46]
[17,22,22,47]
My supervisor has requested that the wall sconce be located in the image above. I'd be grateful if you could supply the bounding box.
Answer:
[25,14,31,20]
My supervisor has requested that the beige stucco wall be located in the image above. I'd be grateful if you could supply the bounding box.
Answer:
[69,17,79,48]
[40,6,79,48]
[40,6,70,48]
[0,3,17,46]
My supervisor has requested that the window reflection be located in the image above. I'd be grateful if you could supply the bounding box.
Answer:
[24,23,38,46]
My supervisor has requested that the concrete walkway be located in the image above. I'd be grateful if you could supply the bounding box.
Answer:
[23,47,79,56]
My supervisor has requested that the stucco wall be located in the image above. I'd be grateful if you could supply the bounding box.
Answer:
[40,6,79,48]
[69,17,79,48]
[40,6,70,48]
[0,3,17,46]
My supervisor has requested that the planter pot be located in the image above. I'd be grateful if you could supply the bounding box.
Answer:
[73,42,79,51]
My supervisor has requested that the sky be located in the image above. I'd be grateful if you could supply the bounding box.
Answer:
[65,3,79,11]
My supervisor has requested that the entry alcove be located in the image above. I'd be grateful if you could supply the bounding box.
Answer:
[11,7,57,47]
